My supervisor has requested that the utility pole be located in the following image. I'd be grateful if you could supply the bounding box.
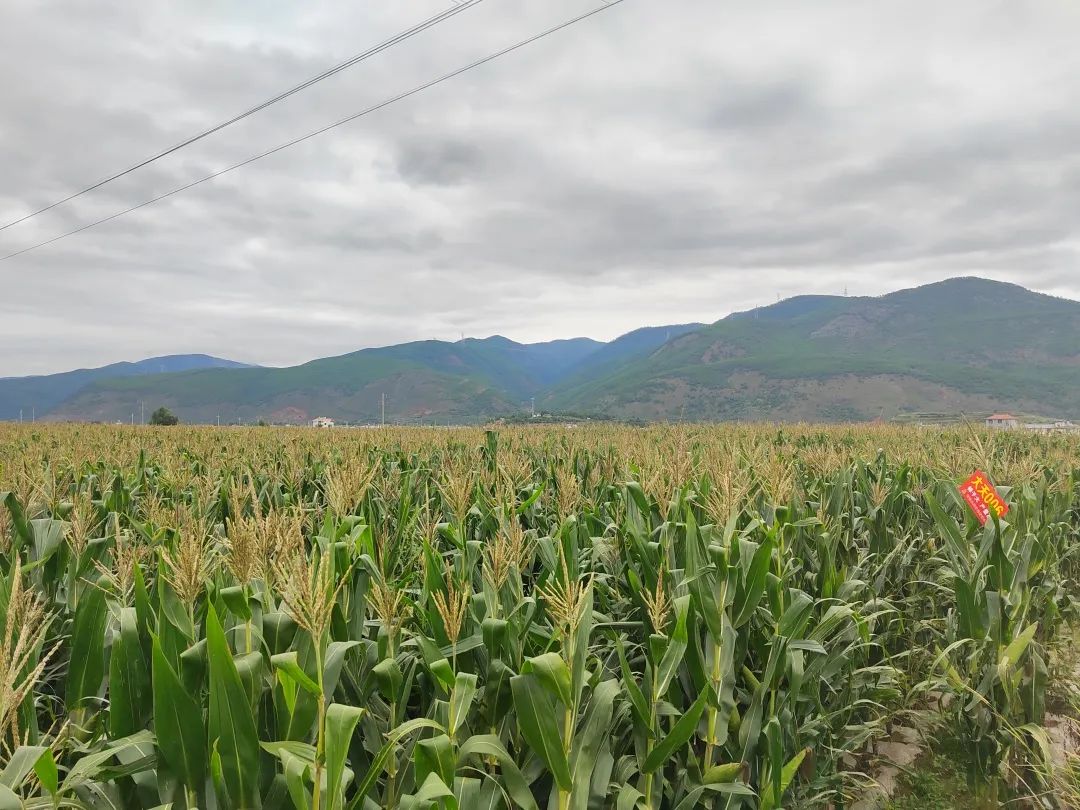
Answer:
[381,392,386,427]
[31,407,35,423]
[530,397,535,417]
[216,415,220,427]
[140,401,145,425]
[18,409,22,423]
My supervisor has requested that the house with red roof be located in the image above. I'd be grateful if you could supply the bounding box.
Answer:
[985,413,1018,430]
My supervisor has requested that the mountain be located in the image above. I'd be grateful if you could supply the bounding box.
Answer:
[453,336,604,392]
[542,323,703,406]
[14,278,1078,425]
[43,329,697,425]
[43,335,615,425]
[549,277,1080,421]
[0,354,254,421]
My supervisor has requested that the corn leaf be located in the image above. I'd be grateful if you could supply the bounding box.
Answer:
[206,604,262,809]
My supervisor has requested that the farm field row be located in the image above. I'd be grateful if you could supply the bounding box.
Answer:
[0,422,1077,808]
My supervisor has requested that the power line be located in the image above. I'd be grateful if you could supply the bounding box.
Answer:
[0,0,488,234]
[0,0,627,264]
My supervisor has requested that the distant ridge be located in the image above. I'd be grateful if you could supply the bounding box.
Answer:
[9,277,1080,424]
[42,330,695,425]
[548,277,1080,422]
[37,327,704,424]
[0,354,254,421]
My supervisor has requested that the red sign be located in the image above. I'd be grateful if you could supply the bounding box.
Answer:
[958,471,1009,525]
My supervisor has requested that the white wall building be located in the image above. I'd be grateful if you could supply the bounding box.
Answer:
[1024,420,1079,434]
[311,416,335,428]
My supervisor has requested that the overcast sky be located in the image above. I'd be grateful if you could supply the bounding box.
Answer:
[2,0,1079,375]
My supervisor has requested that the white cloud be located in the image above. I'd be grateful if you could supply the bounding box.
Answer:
[2,0,1079,374]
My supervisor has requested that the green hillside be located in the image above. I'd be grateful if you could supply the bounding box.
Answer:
[29,278,1080,424]
[51,340,518,425]
[545,323,703,396]
[0,355,252,421]
[549,277,1080,421]
[47,335,620,424]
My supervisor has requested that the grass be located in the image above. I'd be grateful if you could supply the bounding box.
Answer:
[886,741,990,810]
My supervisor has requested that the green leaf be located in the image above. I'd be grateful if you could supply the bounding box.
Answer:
[133,563,155,646]
[0,785,19,810]
[160,572,196,641]
[776,590,813,639]
[416,734,456,791]
[62,731,155,788]
[569,679,619,810]
[521,652,572,709]
[927,492,970,576]
[449,777,491,810]
[261,740,317,760]
[280,748,314,810]
[29,518,66,565]
[1,492,31,552]
[374,657,404,702]
[429,658,456,693]
[685,508,726,640]
[321,643,360,695]
[348,718,446,809]
[759,747,810,810]
[765,716,783,805]
[482,617,509,659]
[571,585,594,706]
[615,637,650,732]
[66,584,107,710]
[655,596,690,697]
[33,749,58,796]
[110,606,150,738]
[180,637,208,695]
[235,651,267,707]
[1000,622,1038,672]
[787,640,826,655]
[325,704,365,810]
[703,763,742,784]
[456,734,539,810]
[412,772,456,808]
[220,584,253,621]
[738,682,764,764]
[707,615,738,749]
[510,673,573,791]
[672,782,756,810]
[0,746,48,790]
[733,535,775,628]
[449,672,479,736]
[263,611,299,655]
[272,651,322,697]
[616,784,646,810]
[152,634,207,797]
[206,603,262,809]
[643,688,708,774]
[1017,723,1053,768]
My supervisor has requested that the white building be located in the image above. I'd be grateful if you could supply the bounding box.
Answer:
[985,413,1019,430]
[311,416,335,428]
[1024,420,1079,434]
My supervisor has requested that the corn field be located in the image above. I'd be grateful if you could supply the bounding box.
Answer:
[0,422,1077,809]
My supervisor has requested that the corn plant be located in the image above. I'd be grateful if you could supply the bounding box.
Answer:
[0,422,1077,808]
